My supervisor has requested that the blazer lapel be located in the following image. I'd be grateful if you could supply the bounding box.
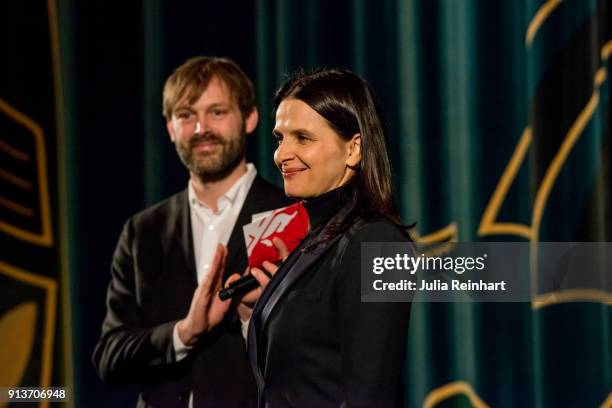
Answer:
[248,232,343,392]
[260,234,342,328]
[247,243,305,395]
[169,190,198,289]
[224,198,253,279]
[249,238,303,323]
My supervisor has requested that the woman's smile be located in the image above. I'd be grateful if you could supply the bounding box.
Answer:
[281,166,307,177]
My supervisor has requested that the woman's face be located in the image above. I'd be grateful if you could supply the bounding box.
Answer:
[273,98,360,199]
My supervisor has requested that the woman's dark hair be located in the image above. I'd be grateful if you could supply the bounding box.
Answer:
[274,68,408,243]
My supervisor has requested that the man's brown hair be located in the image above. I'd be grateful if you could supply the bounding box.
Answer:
[163,56,256,119]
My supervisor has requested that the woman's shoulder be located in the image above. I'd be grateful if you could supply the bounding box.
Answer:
[347,214,412,243]
[332,215,413,273]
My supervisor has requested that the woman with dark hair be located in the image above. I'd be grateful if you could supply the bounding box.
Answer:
[246,69,412,407]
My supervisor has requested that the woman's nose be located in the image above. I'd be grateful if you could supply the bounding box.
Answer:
[274,140,295,165]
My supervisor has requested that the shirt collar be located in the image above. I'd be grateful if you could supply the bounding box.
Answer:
[188,163,257,209]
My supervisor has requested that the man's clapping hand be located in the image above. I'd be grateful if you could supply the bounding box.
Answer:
[177,244,231,346]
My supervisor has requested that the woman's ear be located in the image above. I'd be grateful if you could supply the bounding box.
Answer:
[346,133,361,167]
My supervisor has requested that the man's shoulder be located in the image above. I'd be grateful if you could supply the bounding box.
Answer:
[129,190,187,227]
[125,176,289,228]
[247,175,292,207]
[250,175,286,196]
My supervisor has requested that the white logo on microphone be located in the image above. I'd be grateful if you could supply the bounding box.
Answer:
[244,211,298,256]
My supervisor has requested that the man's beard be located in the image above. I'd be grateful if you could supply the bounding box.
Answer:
[176,130,246,183]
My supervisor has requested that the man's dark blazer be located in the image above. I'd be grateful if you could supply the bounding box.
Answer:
[247,199,412,408]
[92,175,292,408]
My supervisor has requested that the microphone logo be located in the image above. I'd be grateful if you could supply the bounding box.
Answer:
[242,203,309,268]
[246,211,298,256]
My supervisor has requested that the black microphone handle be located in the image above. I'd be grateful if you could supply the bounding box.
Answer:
[218,275,260,300]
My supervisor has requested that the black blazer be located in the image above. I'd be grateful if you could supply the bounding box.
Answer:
[248,193,412,408]
[92,175,292,408]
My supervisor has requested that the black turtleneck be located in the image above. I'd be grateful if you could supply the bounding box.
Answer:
[302,183,354,233]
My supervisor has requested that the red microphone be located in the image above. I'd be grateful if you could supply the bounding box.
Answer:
[219,203,309,300]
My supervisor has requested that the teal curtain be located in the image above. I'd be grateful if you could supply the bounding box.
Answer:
[250,1,612,406]
[251,0,612,407]
[56,0,611,406]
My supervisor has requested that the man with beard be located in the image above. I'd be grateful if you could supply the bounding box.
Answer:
[92,56,291,407]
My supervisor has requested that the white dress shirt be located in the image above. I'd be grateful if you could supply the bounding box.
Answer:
[172,163,257,360]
